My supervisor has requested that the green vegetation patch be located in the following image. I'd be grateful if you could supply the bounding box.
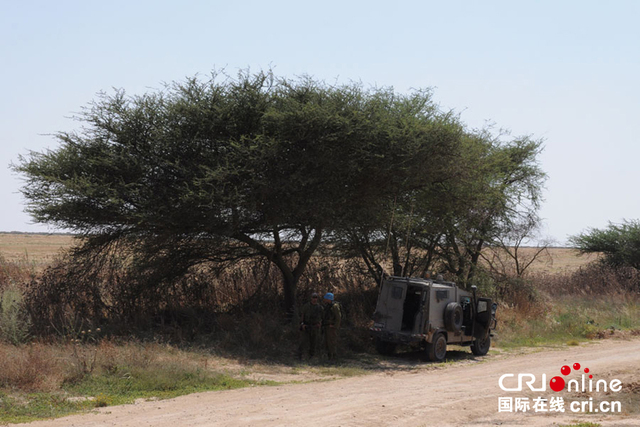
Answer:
[0,361,274,423]
[496,295,640,348]
[0,391,94,424]
[64,363,263,404]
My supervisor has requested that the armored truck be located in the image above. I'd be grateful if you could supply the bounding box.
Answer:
[370,276,497,362]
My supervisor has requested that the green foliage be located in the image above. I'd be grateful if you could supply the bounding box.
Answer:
[0,285,31,345]
[14,68,545,314]
[64,364,259,403]
[92,393,111,407]
[0,392,95,424]
[336,127,546,286]
[14,70,466,313]
[440,133,546,284]
[569,219,640,270]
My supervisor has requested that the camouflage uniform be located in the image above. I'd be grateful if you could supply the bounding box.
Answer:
[298,300,324,359]
[322,301,342,361]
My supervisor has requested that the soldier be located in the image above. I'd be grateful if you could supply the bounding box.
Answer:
[322,292,341,361]
[298,292,323,360]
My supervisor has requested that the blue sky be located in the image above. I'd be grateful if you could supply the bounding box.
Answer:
[1,0,639,244]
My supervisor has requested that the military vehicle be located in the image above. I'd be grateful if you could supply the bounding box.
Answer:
[370,276,497,362]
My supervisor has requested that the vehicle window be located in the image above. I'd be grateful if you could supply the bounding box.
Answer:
[436,290,449,302]
[477,301,488,313]
[392,286,403,299]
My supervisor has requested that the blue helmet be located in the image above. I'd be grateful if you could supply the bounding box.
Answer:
[324,292,334,301]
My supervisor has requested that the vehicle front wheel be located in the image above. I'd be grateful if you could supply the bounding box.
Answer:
[471,334,491,356]
[424,332,447,362]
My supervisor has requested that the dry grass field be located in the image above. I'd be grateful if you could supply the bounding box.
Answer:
[0,232,598,273]
[497,246,601,274]
[0,233,76,269]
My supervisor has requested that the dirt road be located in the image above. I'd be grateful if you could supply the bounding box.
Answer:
[20,338,640,427]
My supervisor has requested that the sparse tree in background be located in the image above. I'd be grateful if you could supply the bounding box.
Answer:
[481,212,553,281]
[569,219,640,270]
[14,71,464,315]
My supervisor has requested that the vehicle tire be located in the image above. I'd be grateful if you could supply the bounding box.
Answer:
[471,334,491,356]
[375,338,397,356]
[444,302,463,333]
[424,332,447,362]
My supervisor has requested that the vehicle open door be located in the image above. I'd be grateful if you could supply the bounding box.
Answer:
[372,280,407,332]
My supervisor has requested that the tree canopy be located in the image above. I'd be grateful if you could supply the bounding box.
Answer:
[569,219,640,270]
[334,128,546,286]
[15,70,469,314]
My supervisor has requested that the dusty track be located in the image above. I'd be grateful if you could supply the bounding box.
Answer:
[20,339,640,427]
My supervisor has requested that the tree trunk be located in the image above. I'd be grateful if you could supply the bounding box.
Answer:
[281,270,298,320]
[237,227,323,319]
[467,238,485,283]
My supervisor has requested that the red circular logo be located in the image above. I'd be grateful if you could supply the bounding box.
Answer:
[550,376,566,392]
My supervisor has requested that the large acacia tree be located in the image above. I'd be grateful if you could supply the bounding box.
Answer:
[15,71,462,314]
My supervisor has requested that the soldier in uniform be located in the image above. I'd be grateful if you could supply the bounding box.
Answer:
[322,292,341,361]
[298,292,323,360]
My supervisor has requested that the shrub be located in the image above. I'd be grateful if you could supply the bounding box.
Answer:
[0,343,63,391]
[534,263,639,296]
[0,284,31,345]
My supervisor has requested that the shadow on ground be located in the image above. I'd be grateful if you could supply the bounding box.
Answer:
[284,346,485,375]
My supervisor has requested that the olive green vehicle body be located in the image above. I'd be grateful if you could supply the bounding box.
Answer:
[370,276,497,361]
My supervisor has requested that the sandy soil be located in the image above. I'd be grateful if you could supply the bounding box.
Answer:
[18,338,640,427]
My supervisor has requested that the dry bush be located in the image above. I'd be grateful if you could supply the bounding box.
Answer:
[0,343,66,391]
[0,254,36,292]
[0,339,213,394]
[484,258,639,314]
[23,246,377,337]
[0,284,32,345]
[491,261,640,347]
[207,257,377,357]
[211,312,295,358]
[87,339,163,376]
[0,256,33,344]
[532,263,639,296]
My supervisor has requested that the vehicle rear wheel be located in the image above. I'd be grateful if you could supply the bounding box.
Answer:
[471,334,491,356]
[425,332,447,362]
[375,338,397,356]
